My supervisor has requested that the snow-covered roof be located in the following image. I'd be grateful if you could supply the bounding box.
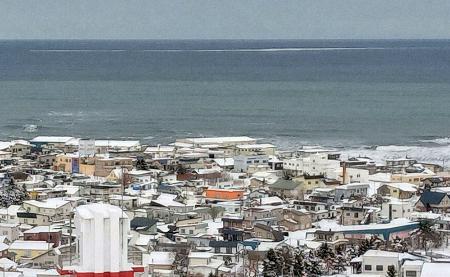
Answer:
[0,142,11,151]
[143,251,176,265]
[9,240,53,251]
[213,158,234,167]
[421,262,450,277]
[23,225,60,233]
[363,250,399,258]
[0,257,17,270]
[258,196,284,205]
[236,144,275,149]
[145,146,174,153]
[24,199,70,209]
[336,183,370,190]
[382,182,418,192]
[183,137,256,144]
[95,140,140,148]
[188,252,214,259]
[152,193,185,208]
[31,136,75,143]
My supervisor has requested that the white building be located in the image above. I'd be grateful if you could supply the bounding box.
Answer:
[362,250,399,276]
[283,150,340,177]
[234,155,268,173]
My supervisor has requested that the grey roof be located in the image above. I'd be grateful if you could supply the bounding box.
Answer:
[130,217,158,231]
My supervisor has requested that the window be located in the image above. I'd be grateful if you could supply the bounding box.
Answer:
[376,265,383,271]
[405,271,417,277]
[364,265,372,271]
[354,213,359,218]
[189,230,193,235]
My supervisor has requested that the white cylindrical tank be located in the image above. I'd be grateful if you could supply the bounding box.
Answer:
[75,203,131,276]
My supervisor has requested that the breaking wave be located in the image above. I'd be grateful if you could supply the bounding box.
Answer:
[342,144,450,165]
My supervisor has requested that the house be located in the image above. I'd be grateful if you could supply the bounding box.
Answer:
[422,177,450,189]
[334,183,370,201]
[8,240,53,262]
[267,179,304,199]
[377,183,417,199]
[0,205,21,223]
[361,250,400,276]
[23,226,62,247]
[252,223,284,242]
[234,155,269,173]
[209,240,239,255]
[9,140,33,157]
[381,197,415,221]
[30,136,76,151]
[234,144,276,156]
[175,217,208,239]
[177,137,257,148]
[0,223,20,242]
[242,206,283,228]
[421,262,450,277]
[415,190,450,213]
[142,251,176,273]
[204,188,244,201]
[22,199,72,221]
[109,195,138,210]
[339,206,368,225]
[402,260,424,277]
[130,217,158,235]
[279,209,312,231]
[187,252,224,277]
[0,243,9,258]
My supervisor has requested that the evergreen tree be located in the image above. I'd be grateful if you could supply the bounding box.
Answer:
[317,242,334,260]
[263,249,282,277]
[0,178,29,207]
[293,250,305,277]
[386,265,397,277]
[304,251,322,277]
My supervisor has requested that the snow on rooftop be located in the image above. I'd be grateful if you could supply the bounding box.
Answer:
[188,252,214,259]
[24,198,70,209]
[9,240,53,250]
[143,251,176,265]
[31,136,75,143]
[236,144,275,149]
[421,262,450,277]
[383,182,418,192]
[95,140,140,148]
[316,218,415,232]
[363,250,399,258]
[184,137,256,144]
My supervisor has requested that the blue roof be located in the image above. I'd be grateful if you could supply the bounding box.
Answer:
[419,190,447,205]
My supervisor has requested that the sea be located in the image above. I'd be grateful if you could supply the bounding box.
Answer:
[1,39,450,164]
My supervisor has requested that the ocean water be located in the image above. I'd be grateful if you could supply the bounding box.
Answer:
[1,39,450,163]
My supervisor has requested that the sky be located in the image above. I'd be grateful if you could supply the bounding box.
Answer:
[1,0,450,40]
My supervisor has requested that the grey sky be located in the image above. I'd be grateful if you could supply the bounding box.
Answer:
[1,0,450,39]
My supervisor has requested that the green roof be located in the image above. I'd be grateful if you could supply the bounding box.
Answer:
[268,179,301,190]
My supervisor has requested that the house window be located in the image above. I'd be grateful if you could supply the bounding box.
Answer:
[365,265,372,271]
[376,265,383,271]
[405,271,417,277]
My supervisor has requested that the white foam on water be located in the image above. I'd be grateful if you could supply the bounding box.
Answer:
[342,144,450,165]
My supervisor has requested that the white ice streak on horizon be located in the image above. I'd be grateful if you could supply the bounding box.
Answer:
[28,46,432,53]
[29,49,127,52]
